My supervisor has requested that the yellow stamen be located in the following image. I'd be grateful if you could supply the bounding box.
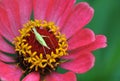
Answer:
[14,20,68,72]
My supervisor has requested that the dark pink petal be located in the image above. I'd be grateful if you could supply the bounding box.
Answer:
[79,35,107,52]
[61,2,94,39]
[68,28,95,50]
[0,62,22,81]
[0,0,21,36]
[17,0,32,25]
[46,72,76,81]
[61,52,95,74]
[45,0,75,23]
[22,72,40,81]
[33,0,50,20]
[0,7,15,41]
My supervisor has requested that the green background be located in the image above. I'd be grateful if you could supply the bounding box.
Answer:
[76,0,120,81]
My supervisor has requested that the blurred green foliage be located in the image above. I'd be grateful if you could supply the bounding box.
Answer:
[76,0,120,81]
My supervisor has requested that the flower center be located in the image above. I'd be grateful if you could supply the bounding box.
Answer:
[14,20,68,75]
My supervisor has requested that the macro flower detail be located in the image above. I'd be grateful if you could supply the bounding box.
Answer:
[0,0,107,81]
[14,20,68,75]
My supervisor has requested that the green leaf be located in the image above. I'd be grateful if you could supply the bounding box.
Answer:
[56,67,68,74]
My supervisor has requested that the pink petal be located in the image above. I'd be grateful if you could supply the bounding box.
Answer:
[22,72,40,81]
[0,36,14,53]
[0,36,15,63]
[46,72,76,81]
[0,0,32,39]
[17,0,32,25]
[0,62,22,81]
[0,53,14,62]
[0,7,15,41]
[78,35,107,52]
[0,0,21,36]
[68,28,95,50]
[33,0,50,20]
[61,35,107,73]
[61,52,95,74]
[61,2,94,39]
[45,0,75,23]
[56,0,75,28]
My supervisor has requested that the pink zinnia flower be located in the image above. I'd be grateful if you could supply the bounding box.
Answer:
[0,0,107,81]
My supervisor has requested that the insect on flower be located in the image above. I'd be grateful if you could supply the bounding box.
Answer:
[32,27,50,49]
[0,0,107,81]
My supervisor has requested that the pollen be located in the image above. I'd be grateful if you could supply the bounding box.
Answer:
[13,20,68,75]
